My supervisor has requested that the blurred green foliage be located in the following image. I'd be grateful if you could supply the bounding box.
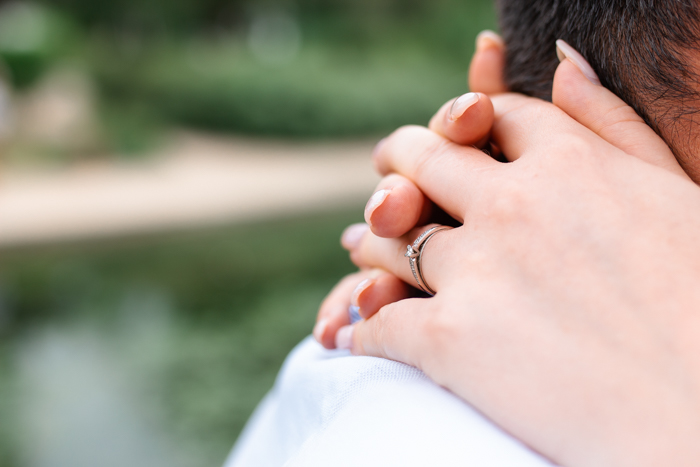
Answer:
[93,40,470,138]
[0,209,361,466]
[0,0,496,147]
[0,2,82,88]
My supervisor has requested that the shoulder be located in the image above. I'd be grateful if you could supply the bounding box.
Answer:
[227,337,555,467]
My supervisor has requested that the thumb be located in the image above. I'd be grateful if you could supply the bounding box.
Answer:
[552,40,688,179]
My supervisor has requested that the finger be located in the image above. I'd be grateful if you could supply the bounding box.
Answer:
[552,40,688,179]
[428,92,494,147]
[335,298,433,371]
[351,271,413,320]
[468,30,507,95]
[315,270,373,349]
[341,223,370,252]
[373,126,498,221]
[365,176,463,240]
[490,92,602,162]
[350,224,454,293]
[364,174,430,238]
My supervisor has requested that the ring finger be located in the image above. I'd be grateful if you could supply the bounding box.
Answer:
[344,223,456,294]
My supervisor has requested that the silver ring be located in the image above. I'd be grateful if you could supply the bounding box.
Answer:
[404,226,452,296]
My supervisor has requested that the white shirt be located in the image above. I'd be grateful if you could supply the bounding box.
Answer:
[224,337,556,467]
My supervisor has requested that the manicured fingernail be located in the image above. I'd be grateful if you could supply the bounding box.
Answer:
[555,40,601,85]
[372,138,386,160]
[336,325,355,350]
[341,223,369,250]
[449,92,480,121]
[313,319,329,342]
[351,278,375,309]
[364,189,391,224]
[476,30,504,53]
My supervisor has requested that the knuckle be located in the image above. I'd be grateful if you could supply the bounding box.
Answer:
[385,125,430,155]
[364,307,390,358]
[565,134,599,159]
[370,301,416,362]
[533,133,596,170]
[370,304,395,359]
[412,139,449,179]
[422,307,459,352]
[497,94,548,125]
[387,125,447,178]
[482,178,529,223]
[554,133,595,160]
[390,124,428,139]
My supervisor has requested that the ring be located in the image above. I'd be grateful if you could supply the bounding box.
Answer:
[404,226,452,296]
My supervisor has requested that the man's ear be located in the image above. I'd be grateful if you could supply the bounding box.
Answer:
[468,31,508,95]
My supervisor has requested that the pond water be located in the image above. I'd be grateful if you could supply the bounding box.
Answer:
[0,209,359,467]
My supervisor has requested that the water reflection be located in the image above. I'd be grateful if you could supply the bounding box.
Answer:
[1,212,358,466]
[16,325,194,467]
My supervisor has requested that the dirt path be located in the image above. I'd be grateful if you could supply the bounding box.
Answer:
[0,132,380,248]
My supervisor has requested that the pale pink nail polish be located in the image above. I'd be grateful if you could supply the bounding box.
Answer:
[449,92,480,121]
[336,325,355,350]
[364,189,391,224]
[341,223,369,250]
[313,319,329,342]
[351,278,375,308]
[476,30,504,53]
[555,40,601,85]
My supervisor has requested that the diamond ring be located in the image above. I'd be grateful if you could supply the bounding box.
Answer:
[404,226,453,296]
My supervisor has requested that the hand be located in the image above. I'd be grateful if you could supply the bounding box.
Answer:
[315,91,496,348]
[366,30,507,239]
[315,31,507,349]
[339,44,700,466]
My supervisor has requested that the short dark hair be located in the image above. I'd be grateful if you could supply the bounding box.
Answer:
[496,0,700,158]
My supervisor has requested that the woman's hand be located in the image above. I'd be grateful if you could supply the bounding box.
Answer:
[314,32,507,349]
[313,86,495,348]
[338,46,700,466]
[366,30,507,239]
[315,92,497,348]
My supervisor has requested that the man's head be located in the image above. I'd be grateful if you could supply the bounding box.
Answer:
[496,0,700,174]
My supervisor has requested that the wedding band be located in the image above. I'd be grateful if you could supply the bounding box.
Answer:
[404,226,452,296]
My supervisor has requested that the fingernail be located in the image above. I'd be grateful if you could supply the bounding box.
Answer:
[372,138,386,160]
[313,319,329,342]
[555,40,601,85]
[476,30,504,53]
[351,278,375,308]
[341,223,370,250]
[336,325,355,350]
[364,189,391,224]
[449,92,480,121]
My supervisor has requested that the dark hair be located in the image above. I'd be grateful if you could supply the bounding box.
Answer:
[496,0,700,157]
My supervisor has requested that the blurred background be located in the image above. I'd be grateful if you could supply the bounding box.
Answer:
[0,0,495,465]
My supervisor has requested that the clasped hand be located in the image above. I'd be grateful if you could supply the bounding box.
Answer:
[315,37,700,466]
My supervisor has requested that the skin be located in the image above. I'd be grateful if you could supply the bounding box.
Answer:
[314,34,504,346]
[316,37,700,466]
